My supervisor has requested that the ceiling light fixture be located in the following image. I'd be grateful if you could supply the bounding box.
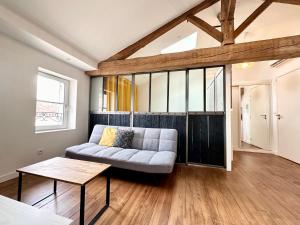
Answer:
[235,62,254,69]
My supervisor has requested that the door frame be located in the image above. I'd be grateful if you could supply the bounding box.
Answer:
[232,80,273,152]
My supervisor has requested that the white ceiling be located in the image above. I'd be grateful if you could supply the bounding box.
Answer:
[0,0,299,66]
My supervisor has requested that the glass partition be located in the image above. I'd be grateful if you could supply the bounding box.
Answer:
[134,74,150,112]
[169,71,186,112]
[90,66,225,113]
[189,69,204,111]
[103,76,117,112]
[151,72,168,112]
[206,67,224,112]
[118,75,132,112]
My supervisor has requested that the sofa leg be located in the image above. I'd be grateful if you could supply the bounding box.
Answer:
[151,174,161,186]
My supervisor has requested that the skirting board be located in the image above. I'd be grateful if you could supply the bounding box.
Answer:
[234,148,273,154]
[0,171,18,183]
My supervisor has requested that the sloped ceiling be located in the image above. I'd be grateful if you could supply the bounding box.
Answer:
[0,0,299,64]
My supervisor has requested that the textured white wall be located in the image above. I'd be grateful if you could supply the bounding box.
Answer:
[0,33,90,182]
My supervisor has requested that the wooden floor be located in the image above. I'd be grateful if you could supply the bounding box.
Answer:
[1,152,300,225]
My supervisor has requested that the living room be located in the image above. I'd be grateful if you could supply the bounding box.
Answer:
[0,1,300,225]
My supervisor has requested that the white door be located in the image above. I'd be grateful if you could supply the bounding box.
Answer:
[249,85,270,149]
[277,69,300,164]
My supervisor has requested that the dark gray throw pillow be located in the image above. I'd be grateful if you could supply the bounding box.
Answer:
[113,129,134,148]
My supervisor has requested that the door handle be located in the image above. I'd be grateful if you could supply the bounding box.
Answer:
[260,114,267,119]
[275,114,281,120]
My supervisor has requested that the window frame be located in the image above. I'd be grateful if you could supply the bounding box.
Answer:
[35,71,70,132]
[97,65,225,114]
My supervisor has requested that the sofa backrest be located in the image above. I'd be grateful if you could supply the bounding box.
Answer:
[89,125,178,153]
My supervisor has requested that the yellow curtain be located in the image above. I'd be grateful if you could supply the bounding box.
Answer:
[118,77,131,111]
[105,76,138,112]
[106,76,117,111]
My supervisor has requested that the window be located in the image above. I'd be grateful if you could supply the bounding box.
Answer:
[134,74,150,112]
[189,69,204,111]
[35,71,69,131]
[151,72,168,112]
[161,32,198,54]
[169,71,186,112]
[118,75,132,112]
[206,67,224,112]
[103,76,117,111]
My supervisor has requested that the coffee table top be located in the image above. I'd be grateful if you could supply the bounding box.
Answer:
[17,157,111,185]
[0,195,72,225]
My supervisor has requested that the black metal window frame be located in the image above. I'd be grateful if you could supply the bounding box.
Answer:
[98,65,225,115]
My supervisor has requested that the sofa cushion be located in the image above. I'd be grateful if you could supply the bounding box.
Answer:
[113,129,134,148]
[99,127,117,146]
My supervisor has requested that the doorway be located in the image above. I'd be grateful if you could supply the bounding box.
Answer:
[239,84,271,151]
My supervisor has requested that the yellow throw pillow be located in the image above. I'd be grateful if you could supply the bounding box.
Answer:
[99,128,117,146]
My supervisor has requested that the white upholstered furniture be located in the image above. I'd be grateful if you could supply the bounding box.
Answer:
[65,125,178,174]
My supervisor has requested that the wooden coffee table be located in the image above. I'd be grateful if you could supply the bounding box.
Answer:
[16,157,111,225]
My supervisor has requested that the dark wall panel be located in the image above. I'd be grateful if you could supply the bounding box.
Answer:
[109,114,130,126]
[207,115,225,167]
[89,113,108,135]
[89,113,225,167]
[188,115,208,164]
[133,114,160,128]
[188,114,225,167]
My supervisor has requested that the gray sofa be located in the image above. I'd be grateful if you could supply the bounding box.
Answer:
[65,125,178,173]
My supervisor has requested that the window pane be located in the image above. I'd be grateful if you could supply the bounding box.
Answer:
[169,71,186,112]
[215,68,224,111]
[206,67,224,112]
[135,74,149,112]
[35,101,64,127]
[118,75,132,112]
[151,72,168,112]
[189,69,204,111]
[206,69,215,111]
[103,76,117,111]
[90,77,103,112]
[37,73,65,103]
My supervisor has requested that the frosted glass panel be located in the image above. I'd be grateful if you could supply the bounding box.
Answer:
[169,71,186,112]
[135,74,150,112]
[206,67,224,112]
[151,72,167,112]
[189,69,204,111]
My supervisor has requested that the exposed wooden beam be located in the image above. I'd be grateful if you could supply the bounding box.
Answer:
[86,35,300,76]
[219,0,236,45]
[234,0,273,39]
[272,0,300,5]
[187,15,223,42]
[103,0,220,63]
[227,0,236,20]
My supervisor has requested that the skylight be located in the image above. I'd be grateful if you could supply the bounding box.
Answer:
[161,32,198,54]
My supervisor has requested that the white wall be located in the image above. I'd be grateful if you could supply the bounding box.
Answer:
[0,33,90,182]
[231,58,300,156]
[231,86,240,150]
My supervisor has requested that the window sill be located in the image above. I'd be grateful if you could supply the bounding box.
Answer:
[35,128,75,134]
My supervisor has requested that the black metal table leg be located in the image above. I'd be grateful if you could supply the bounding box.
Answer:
[88,170,110,225]
[80,185,86,225]
[17,172,22,201]
[106,170,110,206]
[54,180,57,194]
